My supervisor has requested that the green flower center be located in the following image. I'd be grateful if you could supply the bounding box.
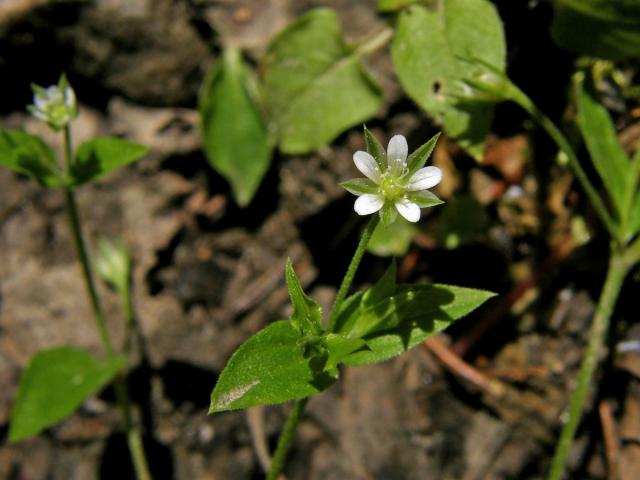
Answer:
[378,171,406,201]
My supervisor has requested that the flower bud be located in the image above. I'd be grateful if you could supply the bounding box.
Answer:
[27,74,78,130]
[94,237,131,293]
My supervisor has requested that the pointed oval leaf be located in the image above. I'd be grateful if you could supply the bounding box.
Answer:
[341,284,495,365]
[0,129,63,187]
[9,347,125,443]
[209,321,333,413]
[72,137,148,186]
[262,9,383,154]
[285,258,323,335]
[392,1,506,160]
[576,74,629,217]
[199,47,272,206]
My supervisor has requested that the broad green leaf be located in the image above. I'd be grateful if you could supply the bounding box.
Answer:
[576,75,629,218]
[392,1,506,159]
[262,8,383,154]
[368,218,418,257]
[199,47,272,206]
[209,321,333,412]
[285,258,323,335]
[72,137,148,186]
[9,347,125,443]
[551,0,640,61]
[0,129,63,187]
[339,284,495,365]
[364,125,386,168]
[362,260,396,308]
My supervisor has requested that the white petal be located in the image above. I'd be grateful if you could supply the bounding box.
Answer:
[407,166,442,191]
[354,194,384,216]
[353,151,380,182]
[387,134,408,163]
[395,198,421,223]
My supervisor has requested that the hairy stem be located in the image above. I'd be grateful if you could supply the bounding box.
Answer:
[62,127,152,480]
[267,216,378,479]
[548,251,629,480]
[510,86,620,243]
[328,216,379,331]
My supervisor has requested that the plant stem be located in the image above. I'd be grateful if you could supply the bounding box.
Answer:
[548,250,629,480]
[509,86,620,243]
[355,27,393,58]
[266,398,308,480]
[267,216,379,479]
[328,216,379,331]
[62,127,152,480]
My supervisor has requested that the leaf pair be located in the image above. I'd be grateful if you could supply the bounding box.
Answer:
[199,9,384,206]
[575,74,640,239]
[210,260,494,412]
[0,130,148,188]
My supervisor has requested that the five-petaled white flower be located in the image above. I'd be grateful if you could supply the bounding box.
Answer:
[27,75,78,131]
[341,131,443,225]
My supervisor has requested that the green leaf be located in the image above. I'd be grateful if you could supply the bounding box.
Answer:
[324,334,366,374]
[340,178,378,195]
[391,1,506,160]
[209,321,333,412]
[199,47,272,206]
[72,137,148,186]
[337,284,495,365]
[551,0,640,61]
[368,218,418,257]
[262,8,383,154]
[363,260,396,308]
[576,75,629,218]
[406,132,441,177]
[9,347,125,443]
[364,125,386,168]
[285,258,323,335]
[0,129,63,187]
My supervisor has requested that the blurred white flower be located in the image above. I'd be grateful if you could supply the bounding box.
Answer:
[28,75,78,130]
[342,132,443,225]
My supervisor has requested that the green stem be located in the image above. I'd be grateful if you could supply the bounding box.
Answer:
[328,216,379,331]
[548,250,629,480]
[266,398,308,480]
[267,216,379,479]
[509,86,620,243]
[62,127,152,480]
[354,27,393,57]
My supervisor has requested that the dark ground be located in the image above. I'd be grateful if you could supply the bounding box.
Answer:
[1,1,639,479]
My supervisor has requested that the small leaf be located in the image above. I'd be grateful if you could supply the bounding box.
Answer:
[337,284,495,365]
[407,190,444,208]
[575,74,629,217]
[209,321,333,412]
[324,334,366,374]
[363,260,396,308]
[340,178,379,195]
[364,125,386,168]
[262,9,383,154]
[72,137,148,186]
[551,0,640,61]
[9,347,125,443]
[406,132,441,177]
[0,129,63,187]
[199,47,272,206]
[368,218,418,257]
[392,1,506,159]
[285,258,323,335]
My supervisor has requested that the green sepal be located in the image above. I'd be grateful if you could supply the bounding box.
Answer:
[340,178,378,195]
[406,132,440,178]
[364,125,386,169]
[407,190,444,208]
[379,201,398,226]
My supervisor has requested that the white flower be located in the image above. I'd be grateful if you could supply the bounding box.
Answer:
[27,75,78,130]
[342,132,443,225]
